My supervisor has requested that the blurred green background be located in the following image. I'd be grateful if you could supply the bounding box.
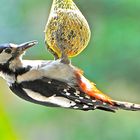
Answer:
[0,0,140,140]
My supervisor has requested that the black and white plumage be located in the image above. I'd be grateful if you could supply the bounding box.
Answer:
[0,41,140,112]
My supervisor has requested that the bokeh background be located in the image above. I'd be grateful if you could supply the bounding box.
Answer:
[0,0,140,140]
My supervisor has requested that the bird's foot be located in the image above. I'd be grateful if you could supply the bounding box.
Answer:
[60,49,70,64]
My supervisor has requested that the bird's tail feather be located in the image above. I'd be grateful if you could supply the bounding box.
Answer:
[91,100,140,112]
[111,100,140,111]
[74,69,140,112]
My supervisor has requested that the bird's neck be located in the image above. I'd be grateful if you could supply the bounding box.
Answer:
[0,58,31,76]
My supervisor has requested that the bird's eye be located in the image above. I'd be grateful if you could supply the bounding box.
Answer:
[5,48,12,54]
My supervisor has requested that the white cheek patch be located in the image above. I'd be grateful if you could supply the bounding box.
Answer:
[0,73,15,85]
[23,89,76,107]
[0,52,11,63]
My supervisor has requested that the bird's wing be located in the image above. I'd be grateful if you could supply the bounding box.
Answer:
[19,77,117,112]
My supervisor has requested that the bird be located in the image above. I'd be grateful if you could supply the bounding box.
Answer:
[44,0,91,59]
[0,40,140,112]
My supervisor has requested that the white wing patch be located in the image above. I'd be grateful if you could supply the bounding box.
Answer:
[17,69,42,83]
[23,89,76,107]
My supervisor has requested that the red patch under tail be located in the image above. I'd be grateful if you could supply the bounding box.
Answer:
[75,70,113,105]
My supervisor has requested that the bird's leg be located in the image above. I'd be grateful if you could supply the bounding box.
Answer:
[55,26,70,64]
[45,41,59,60]
[60,45,70,64]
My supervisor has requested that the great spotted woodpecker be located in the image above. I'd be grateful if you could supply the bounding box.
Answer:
[0,40,140,112]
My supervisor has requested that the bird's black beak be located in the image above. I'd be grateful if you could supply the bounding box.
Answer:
[17,40,38,51]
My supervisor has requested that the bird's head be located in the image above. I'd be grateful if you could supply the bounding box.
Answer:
[0,40,38,64]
